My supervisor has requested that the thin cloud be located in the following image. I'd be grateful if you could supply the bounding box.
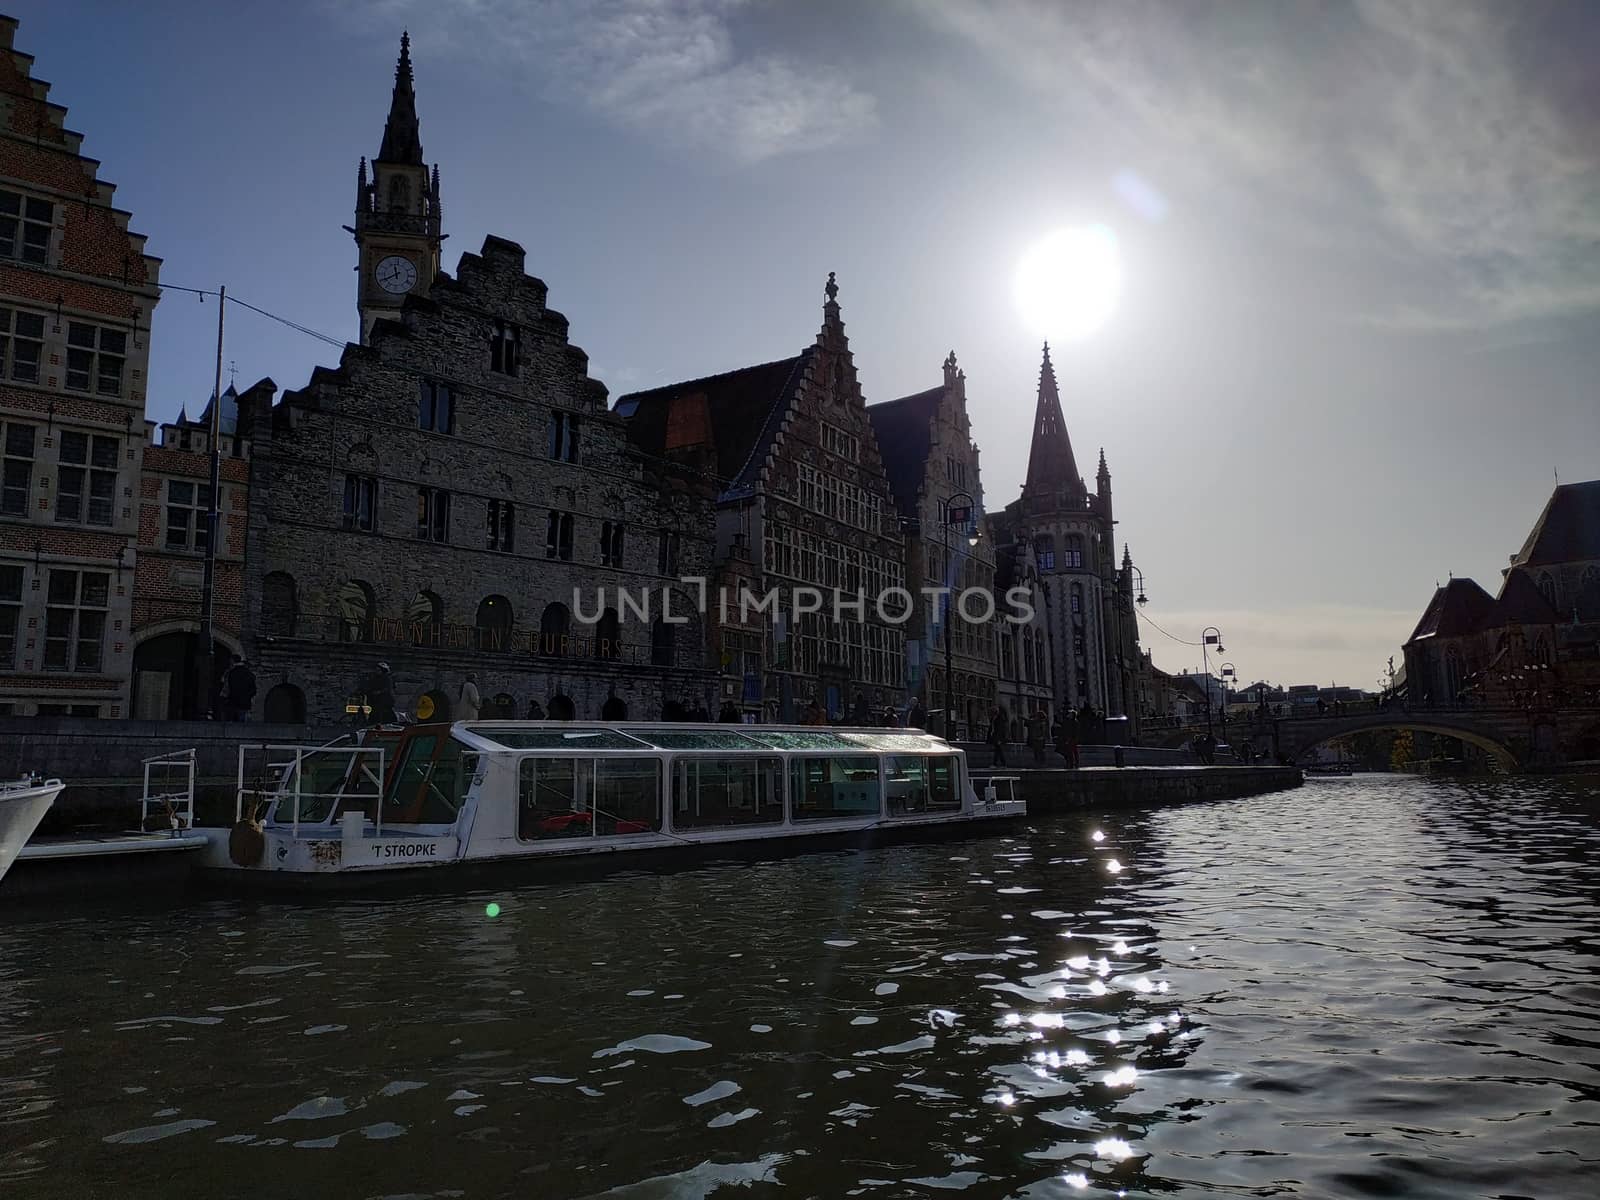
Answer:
[919,0,1600,332]
[333,0,876,163]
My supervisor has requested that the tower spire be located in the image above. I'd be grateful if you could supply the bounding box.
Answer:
[378,30,423,165]
[1022,341,1081,495]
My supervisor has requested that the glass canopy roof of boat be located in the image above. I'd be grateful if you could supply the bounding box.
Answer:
[462,724,955,754]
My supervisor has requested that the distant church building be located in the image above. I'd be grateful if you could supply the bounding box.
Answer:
[237,36,717,723]
[991,346,1143,733]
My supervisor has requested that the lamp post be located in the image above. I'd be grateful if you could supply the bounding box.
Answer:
[1130,566,1148,607]
[1218,661,1236,739]
[1201,626,1224,738]
[941,490,979,741]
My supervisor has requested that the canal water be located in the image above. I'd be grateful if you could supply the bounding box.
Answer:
[2,774,1597,1199]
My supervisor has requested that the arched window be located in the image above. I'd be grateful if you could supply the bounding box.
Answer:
[594,608,621,660]
[1065,534,1084,569]
[476,595,513,651]
[1070,583,1083,615]
[407,590,441,645]
[601,694,628,720]
[539,603,570,657]
[261,572,298,638]
[651,618,675,667]
[387,175,410,212]
[547,693,575,721]
[1034,534,1056,572]
[1538,572,1557,609]
[1533,636,1551,667]
[1445,649,1464,701]
[262,682,306,724]
[336,579,374,643]
[1578,567,1600,620]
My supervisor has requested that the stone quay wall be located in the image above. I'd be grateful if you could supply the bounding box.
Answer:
[968,764,1303,813]
[1,716,345,830]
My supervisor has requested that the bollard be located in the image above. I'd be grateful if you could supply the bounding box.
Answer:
[1113,746,1126,769]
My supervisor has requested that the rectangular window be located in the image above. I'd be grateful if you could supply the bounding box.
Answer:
[43,569,109,673]
[35,703,100,718]
[886,756,960,815]
[517,758,662,839]
[673,756,783,829]
[342,474,376,532]
[0,307,45,383]
[490,319,521,375]
[600,520,624,567]
[164,479,214,551]
[65,322,127,397]
[545,511,573,560]
[418,380,454,434]
[416,487,450,542]
[0,564,21,670]
[0,190,52,265]
[547,411,580,462]
[56,431,119,526]
[487,499,515,552]
[2,420,35,516]
[789,756,882,821]
[657,530,679,576]
[593,759,662,835]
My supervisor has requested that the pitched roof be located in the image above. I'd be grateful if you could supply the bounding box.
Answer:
[615,354,809,491]
[1512,480,1600,568]
[1022,342,1082,496]
[1407,577,1497,642]
[865,385,941,518]
[1495,568,1560,625]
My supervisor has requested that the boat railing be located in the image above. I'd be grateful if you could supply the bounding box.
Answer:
[235,744,389,839]
[140,748,196,835]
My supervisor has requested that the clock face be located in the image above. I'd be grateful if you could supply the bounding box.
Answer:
[374,255,418,295]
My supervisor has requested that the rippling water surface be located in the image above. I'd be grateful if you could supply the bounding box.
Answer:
[3,774,1598,1199]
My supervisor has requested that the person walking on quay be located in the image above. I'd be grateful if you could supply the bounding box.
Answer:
[849,692,871,726]
[526,698,546,721]
[908,699,928,731]
[222,655,257,722]
[718,700,741,723]
[457,672,481,722]
[1057,710,1081,769]
[988,706,1009,767]
[802,698,826,726]
[1027,707,1048,765]
[357,662,397,726]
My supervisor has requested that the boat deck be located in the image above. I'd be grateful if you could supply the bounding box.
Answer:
[16,830,210,861]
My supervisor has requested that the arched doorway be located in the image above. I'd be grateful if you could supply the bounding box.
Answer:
[477,595,513,652]
[262,682,306,724]
[415,689,451,722]
[539,603,571,658]
[601,693,628,720]
[547,693,575,720]
[132,631,232,720]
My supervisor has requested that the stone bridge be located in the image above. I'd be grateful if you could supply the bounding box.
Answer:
[1154,706,1600,771]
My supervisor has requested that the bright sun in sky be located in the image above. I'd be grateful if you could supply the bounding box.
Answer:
[1013,226,1123,342]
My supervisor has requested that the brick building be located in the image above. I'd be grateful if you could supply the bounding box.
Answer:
[618,275,907,723]
[0,15,162,717]
[867,351,1001,738]
[129,381,270,718]
[239,39,716,724]
[990,345,1144,734]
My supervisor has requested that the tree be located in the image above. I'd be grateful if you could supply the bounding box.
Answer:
[1390,729,1415,770]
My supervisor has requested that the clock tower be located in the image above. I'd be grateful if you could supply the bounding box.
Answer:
[350,32,443,344]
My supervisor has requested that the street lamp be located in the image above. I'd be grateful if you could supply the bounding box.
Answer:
[1130,565,1148,606]
[1218,661,1236,735]
[1201,626,1224,738]
[941,490,979,741]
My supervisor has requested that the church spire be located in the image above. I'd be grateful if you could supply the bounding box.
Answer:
[1022,341,1082,496]
[377,31,423,165]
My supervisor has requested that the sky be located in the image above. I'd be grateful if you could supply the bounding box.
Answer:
[15,0,1599,691]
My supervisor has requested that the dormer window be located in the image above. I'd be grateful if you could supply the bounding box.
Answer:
[490,320,520,375]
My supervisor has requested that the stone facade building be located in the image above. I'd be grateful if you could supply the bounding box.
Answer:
[990,346,1143,734]
[1403,480,1600,724]
[237,40,716,725]
[129,381,269,718]
[0,16,162,717]
[618,276,906,723]
[990,530,1055,737]
[867,352,1000,738]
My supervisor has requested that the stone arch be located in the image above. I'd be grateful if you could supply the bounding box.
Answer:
[336,579,375,643]
[407,590,442,645]
[548,692,576,721]
[415,688,451,723]
[261,572,298,638]
[262,682,306,724]
[346,441,378,473]
[539,602,571,657]
[601,693,629,720]
[1280,716,1518,770]
[594,608,621,660]
[476,594,514,651]
[1537,571,1557,609]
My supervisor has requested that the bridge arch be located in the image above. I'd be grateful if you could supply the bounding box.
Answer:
[1277,714,1518,770]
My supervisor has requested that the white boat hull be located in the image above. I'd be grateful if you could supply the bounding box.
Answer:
[0,781,64,885]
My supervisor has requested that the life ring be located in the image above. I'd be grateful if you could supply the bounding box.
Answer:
[229,819,266,867]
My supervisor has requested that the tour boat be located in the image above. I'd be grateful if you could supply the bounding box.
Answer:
[199,722,1026,890]
[0,778,65,885]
